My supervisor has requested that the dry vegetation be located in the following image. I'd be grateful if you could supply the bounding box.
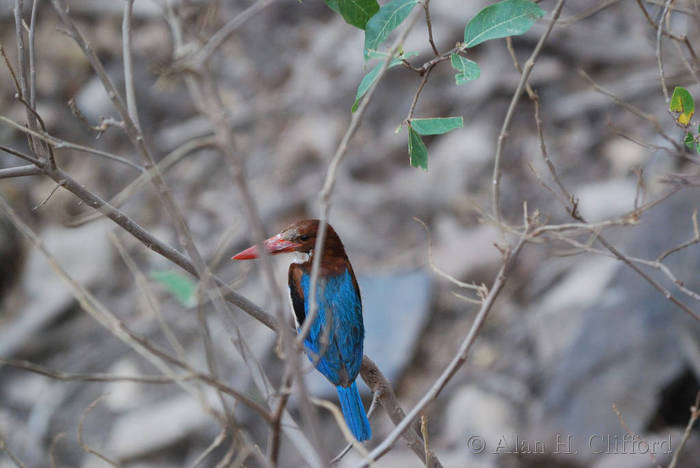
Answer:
[1,0,700,467]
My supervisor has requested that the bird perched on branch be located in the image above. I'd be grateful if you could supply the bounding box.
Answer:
[232,219,371,441]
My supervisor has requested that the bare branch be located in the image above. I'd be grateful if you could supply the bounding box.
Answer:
[0,144,43,165]
[197,0,280,66]
[668,391,700,468]
[491,0,566,227]
[331,392,380,464]
[0,115,143,171]
[0,164,42,179]
[78,395,122,467]
[656,0,673,102]
[122,0,140,130]
[48,432,65,468]
[190,428,228,468]
[413,217,487,300]
[28,0,38,108]
[422,0,439,56]
[66,136,215,227]
[406,67,434,122]
[0,357,192,384]
[0,194,273,422]
[657,209,700,262]
[0,432,25,468]
[357,235,527,467]
[578,69,684,154]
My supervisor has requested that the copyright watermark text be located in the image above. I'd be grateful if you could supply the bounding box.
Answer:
[465,432,672,456]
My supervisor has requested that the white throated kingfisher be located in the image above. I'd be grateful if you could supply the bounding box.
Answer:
[232,219,371,441]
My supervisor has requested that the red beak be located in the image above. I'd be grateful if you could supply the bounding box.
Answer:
[232,234,301,260]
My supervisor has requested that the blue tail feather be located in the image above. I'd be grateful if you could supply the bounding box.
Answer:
[336,382,371,441]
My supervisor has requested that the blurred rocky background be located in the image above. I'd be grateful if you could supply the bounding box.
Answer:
[1,0,699,467]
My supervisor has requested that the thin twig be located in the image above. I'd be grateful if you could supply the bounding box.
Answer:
[0,195,273,422]
[267,369,292,465]
[331,392,380,464]
[197,0,279,66]
[122,0,140,130]
[558,0,620,25]
[0,115,143,171]
[406,67,434,122]
[110,233,189,362]
[657,209,699,262]
[32,180,64,211]
[48,432,65,468]
[197,66,321,455]
[420,414,431,467]
[0,357,193,384]
[78,395,122,467]
[311,398,371,460]
[190,429,228,468]
[527,63,700,320]
[492,0,566,227]
[612,403,658,466]
[422,0,439,55]
[636,0,683,40]
[163,6,326,466]
[0,144,43,165]
[413,217,487,299]
[0,45,22,97]
[577,69,682,151]
[5,153,274,328]
[0,432,25,468]
[668,391,700,468]
[66,135,215,227]
[0,165,42,179]
[28,0,38,110]
[656,0,673,102]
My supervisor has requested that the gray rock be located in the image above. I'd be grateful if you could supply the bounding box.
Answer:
[575,178,638,222]
[432,217,502,280]
[542,192,700,454]
[527,257,619,367]
[0,220,113,357]
[442,385,519,448]
[361,271,433,382]
[105,394,211,461]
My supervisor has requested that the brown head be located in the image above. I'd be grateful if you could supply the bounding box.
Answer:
[231,219,346,261]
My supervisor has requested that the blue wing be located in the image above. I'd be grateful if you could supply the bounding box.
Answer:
[296,269,364,386]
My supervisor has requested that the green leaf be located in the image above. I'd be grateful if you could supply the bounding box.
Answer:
[409,117,464,135]
[324,0,340,13]
[408,127,428,169]
[684,132,694,149]
[352,51,418,112]
[696,141,700,155]
[364,0,418,58]
[450,54,480,84]
[338,0,380,30]
[670,86,695,126]
[152,271,197,307]
[464,0,545,48]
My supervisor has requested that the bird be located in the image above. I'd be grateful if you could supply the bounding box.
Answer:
[232,219,371,441]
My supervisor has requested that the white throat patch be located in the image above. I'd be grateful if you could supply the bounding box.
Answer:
[293,251,310,264]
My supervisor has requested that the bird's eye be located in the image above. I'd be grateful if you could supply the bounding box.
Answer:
[299,234,310,241]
